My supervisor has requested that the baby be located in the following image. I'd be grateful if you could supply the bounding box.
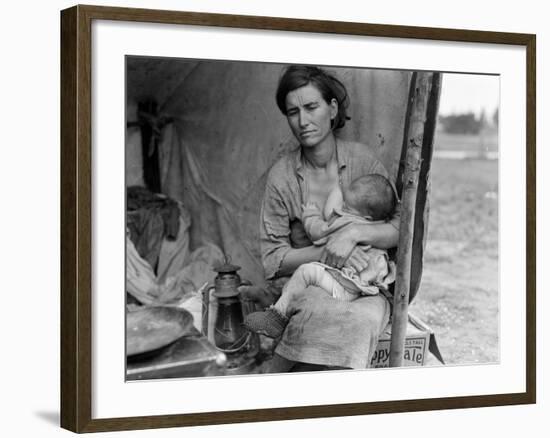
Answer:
[245,174,398,338]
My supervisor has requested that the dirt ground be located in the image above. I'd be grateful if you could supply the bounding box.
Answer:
[410,155,499,366]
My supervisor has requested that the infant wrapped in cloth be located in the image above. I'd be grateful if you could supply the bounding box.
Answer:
[245,173,397,338]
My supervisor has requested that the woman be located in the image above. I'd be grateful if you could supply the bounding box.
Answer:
[260,65,400,370]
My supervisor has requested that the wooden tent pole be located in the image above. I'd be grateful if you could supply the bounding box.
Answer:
[389,72,436,367]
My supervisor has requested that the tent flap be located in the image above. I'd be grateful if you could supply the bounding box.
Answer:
[126,58,420,291]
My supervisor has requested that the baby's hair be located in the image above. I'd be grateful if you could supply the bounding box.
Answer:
[345,174,397,221]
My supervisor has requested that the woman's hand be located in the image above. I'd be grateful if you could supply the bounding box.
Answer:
[343,246,372,272]
[321,220,400,270]
[321,225,359,268]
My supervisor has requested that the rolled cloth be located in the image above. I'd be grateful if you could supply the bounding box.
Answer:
[274,286,391,369]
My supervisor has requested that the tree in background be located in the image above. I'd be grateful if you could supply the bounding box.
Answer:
[439,111,492,135]
[492,108,499,128]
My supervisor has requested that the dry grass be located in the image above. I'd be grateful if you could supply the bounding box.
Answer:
[410,156,499,366]
[434,130,498,153]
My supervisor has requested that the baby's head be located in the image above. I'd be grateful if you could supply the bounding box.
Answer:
[342,174,397,221]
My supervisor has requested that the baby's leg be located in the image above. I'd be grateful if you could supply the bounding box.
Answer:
[273,263,346,314]
[243,265,319,338]
[294,263,359,302]
[244,264,343,338]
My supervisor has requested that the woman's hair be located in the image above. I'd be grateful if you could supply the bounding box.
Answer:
[275,65,350,130]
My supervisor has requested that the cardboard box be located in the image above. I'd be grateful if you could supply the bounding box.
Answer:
[370,313,431,368]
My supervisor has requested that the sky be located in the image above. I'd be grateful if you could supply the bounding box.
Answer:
[438,73,499,117]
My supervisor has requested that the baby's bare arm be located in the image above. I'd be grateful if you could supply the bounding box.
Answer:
[302,203,332,243]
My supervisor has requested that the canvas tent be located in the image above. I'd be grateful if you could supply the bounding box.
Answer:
[125,57,440,367]
[127,58,418,281]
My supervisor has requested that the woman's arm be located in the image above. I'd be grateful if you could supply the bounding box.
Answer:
[261,176,327,279]
[278,245,325,277]
[322,222,399,269]
[351,221,400,248]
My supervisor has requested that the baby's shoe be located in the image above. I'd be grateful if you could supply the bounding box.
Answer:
[244,307,288,338]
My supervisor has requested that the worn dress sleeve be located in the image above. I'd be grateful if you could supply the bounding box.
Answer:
[260,181,292,280]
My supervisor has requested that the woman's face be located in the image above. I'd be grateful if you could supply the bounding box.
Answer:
[284,83,338,148]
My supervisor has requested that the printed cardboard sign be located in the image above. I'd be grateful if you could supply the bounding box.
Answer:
[370,317,430,368]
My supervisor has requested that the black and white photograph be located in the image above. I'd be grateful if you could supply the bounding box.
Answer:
[124,57,499,379]
[2,0,544,435]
